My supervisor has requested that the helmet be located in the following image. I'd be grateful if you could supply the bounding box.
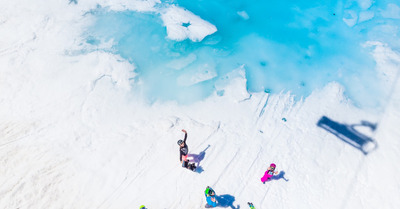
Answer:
[270,163,276,168]
[205,186,215,196]
[177,140,183,145]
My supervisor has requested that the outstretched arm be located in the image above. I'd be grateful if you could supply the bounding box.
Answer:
[182,129,187,143]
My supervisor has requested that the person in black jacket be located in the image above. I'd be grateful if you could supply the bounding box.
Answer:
[177,129,188,164]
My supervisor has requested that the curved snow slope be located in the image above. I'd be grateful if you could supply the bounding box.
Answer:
[86,0,400,106]
[1,0,400,209]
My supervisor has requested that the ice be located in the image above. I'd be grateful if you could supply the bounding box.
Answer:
[176,63,217,86]
[166,53,197,70]
[85,0,400,107]
[357,0,373,10]
[160,5,217,42]
[343,9,358,27]
[358,10,375,23]
[1,0,400,208]
[381,3,400,19]
[237,11,249,20]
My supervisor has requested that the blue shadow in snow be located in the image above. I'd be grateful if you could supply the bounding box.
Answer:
[188,144,210,166]
[317,116,378,155]
[215,194,240,209]
[194,166,204,174]
[188,145,210,174]
[271,171,289,182]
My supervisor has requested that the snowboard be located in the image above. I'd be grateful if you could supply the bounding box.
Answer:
[182,159,196,171]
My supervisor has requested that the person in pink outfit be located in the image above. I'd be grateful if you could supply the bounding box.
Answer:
[261,163,278,184]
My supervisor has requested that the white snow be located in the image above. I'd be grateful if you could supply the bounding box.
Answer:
[76,0,161,12]
[160,5,217,42]
[1,1,400,209]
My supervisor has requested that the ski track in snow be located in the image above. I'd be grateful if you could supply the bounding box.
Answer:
[97,142,156,209]
[1,0,400,209]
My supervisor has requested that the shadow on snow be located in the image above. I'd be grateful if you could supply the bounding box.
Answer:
[216,194,240,209]
[188,145,211,174]
[317,116,378,155]
[271,171,289,182]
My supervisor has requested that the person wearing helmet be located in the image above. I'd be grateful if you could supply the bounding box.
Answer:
[177,129,188,164]
[261,163,278,184]
[204,186,217,208]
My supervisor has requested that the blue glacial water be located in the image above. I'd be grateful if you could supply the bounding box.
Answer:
[85,0,400,106]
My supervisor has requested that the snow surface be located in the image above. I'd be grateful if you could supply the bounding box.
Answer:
[1,0,400,209]
[160,5,217,42]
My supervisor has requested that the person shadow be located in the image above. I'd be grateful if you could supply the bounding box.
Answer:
[188,145,210,174]
[271,171,289,182]
[215,194,240,209]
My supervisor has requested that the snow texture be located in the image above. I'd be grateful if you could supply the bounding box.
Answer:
[160,5,217,42]
[0,0,399,209]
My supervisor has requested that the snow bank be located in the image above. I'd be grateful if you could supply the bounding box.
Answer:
[75,0,160,12]
[160,5,217,42]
